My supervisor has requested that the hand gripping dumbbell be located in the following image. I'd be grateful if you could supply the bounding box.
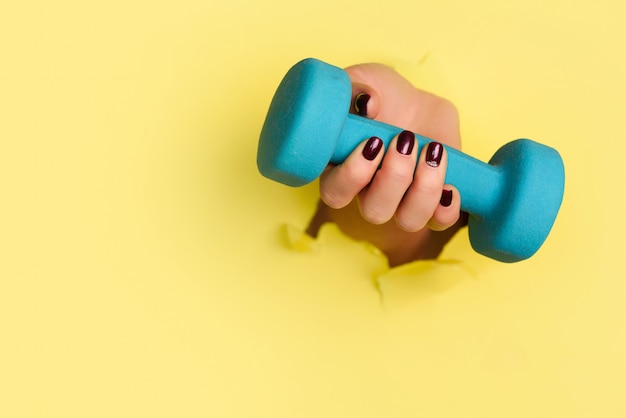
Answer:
[257,58,565,262]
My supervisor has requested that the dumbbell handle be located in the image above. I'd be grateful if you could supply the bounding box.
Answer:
[335,113,504,218]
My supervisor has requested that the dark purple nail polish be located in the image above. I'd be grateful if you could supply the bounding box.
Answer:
[354,93,370,116]
[397,130,415,155]
[362,136,383,161]
[426,142,444,167]
[440,189,453,207]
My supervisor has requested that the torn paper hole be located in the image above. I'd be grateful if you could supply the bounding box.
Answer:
[281,223,477,305]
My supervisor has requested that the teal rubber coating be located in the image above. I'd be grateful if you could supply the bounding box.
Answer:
[257,58,565,262]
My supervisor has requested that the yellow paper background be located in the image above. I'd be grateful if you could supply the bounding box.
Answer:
[1,1,624,416]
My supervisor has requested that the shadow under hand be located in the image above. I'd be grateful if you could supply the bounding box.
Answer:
[306,199,469,268]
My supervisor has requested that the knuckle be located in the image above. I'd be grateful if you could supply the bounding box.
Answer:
[439,98,460,119]
[320,164,374,209]
[430,96,460,122]
[342,164,370,186]
[413,180,440,197]
[395,215,425,233]
[383,165,414,187]
[360,204,390,225]
[320,189,348,209]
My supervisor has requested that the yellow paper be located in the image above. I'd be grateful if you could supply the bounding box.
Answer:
[1,0,624,417]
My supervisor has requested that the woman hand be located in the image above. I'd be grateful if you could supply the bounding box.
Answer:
[306,63,467,267]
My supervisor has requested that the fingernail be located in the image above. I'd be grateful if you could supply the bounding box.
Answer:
[440,189,453,207]
[354,93,370,116]
[397,130,415,155]
[362,136,383,161]
[425,142,444,167]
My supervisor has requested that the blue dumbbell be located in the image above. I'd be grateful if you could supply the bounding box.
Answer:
[257,58,565,262]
